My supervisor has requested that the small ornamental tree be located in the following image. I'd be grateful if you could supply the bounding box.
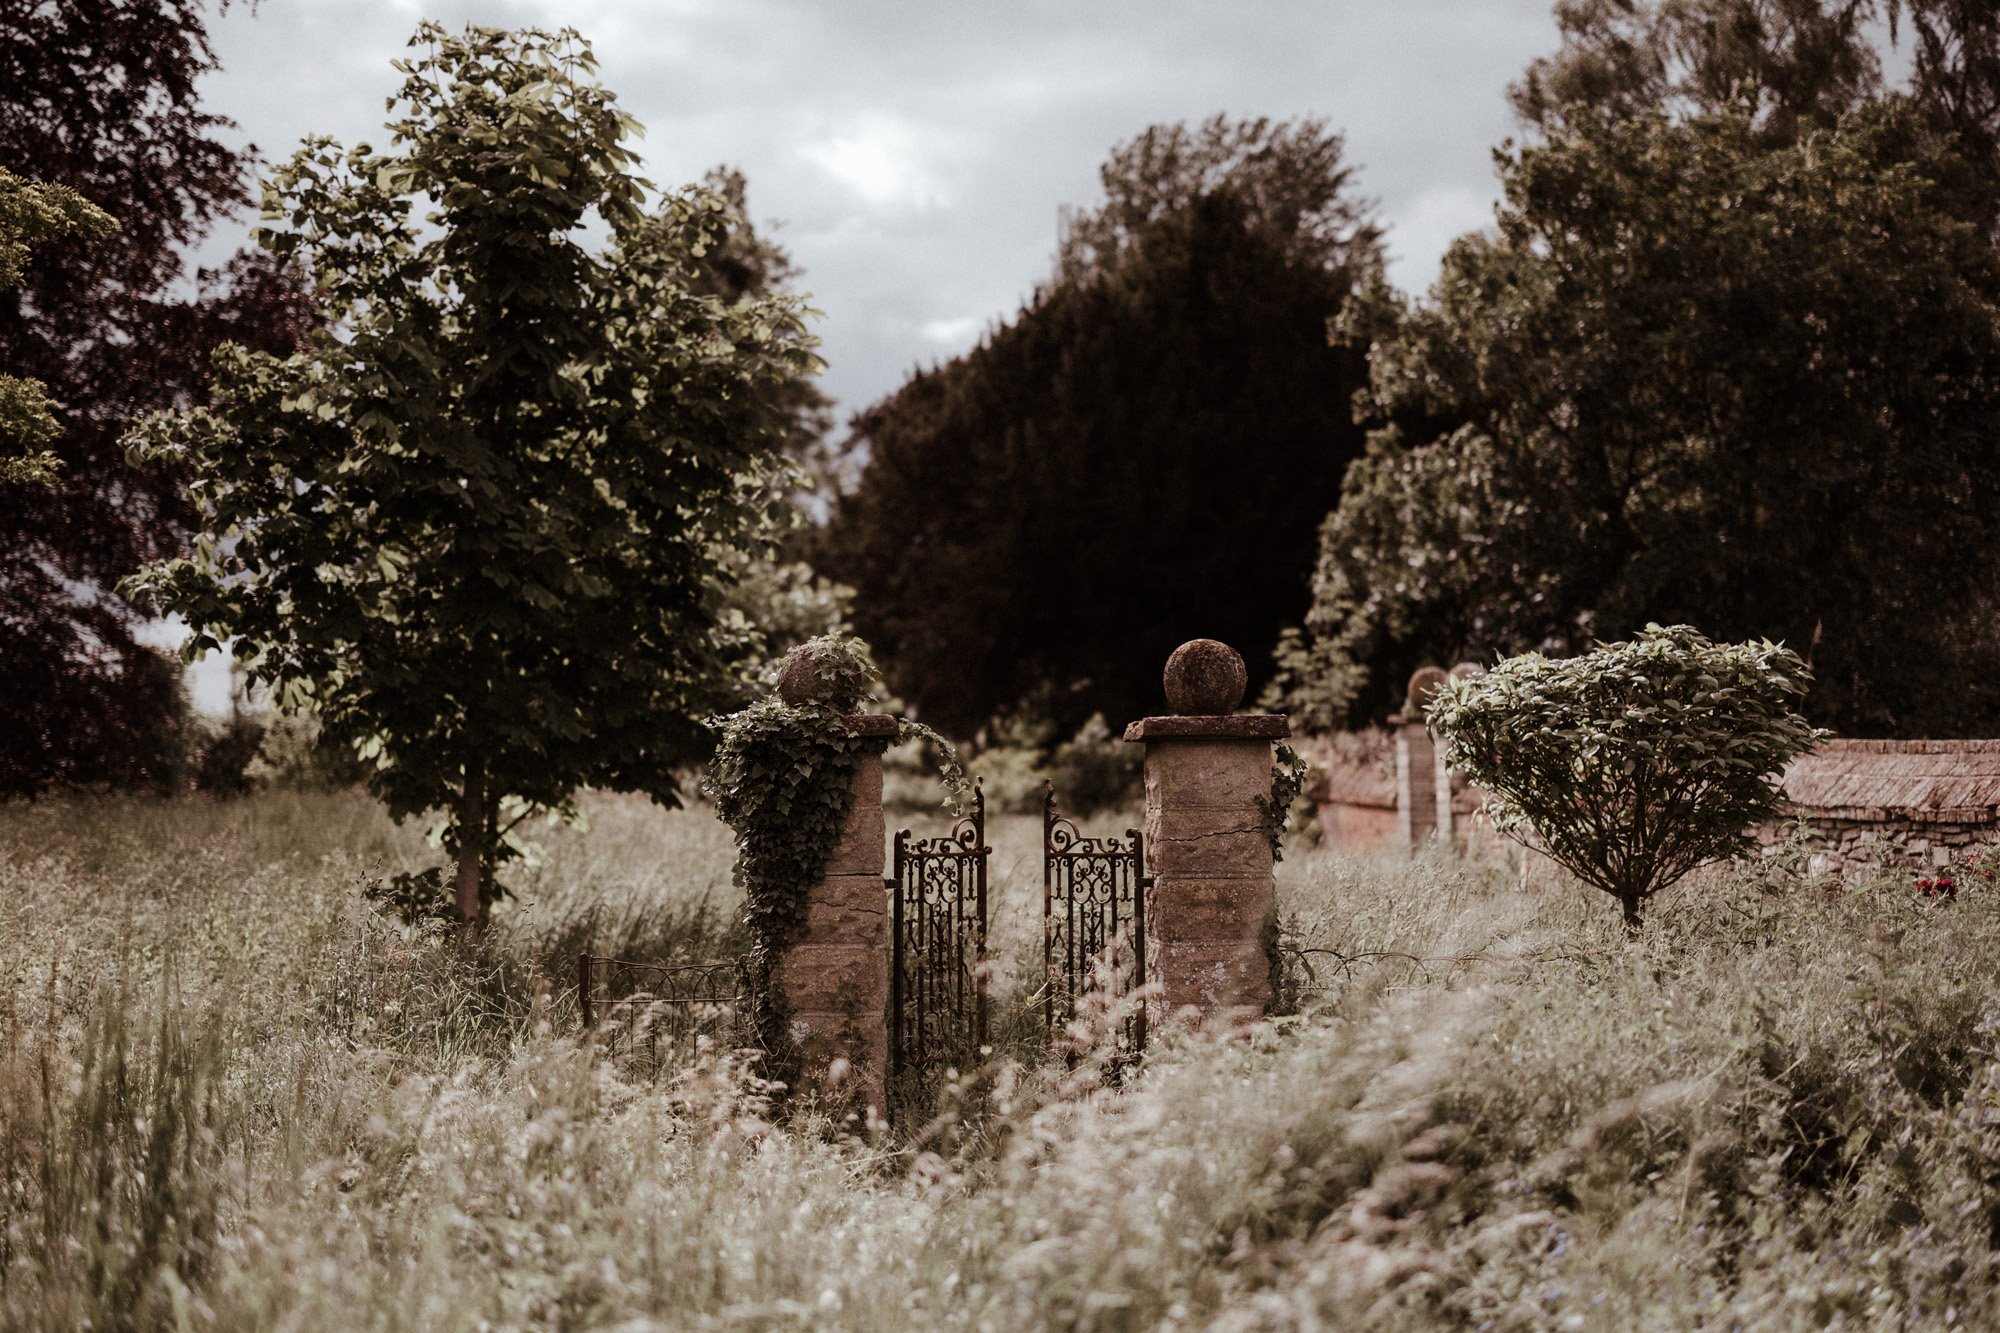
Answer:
[1428,625,1824,933]
[124,25,818,935]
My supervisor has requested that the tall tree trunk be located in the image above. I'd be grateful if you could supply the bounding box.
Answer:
[455,761,486,943]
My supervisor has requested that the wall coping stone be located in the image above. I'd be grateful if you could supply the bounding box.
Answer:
[844,713,899,739]
[1124,715,1290,742]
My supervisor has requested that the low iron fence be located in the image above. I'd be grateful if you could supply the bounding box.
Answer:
[576,954,758,1079]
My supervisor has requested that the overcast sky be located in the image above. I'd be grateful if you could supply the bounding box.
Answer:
[199,0,1562,422]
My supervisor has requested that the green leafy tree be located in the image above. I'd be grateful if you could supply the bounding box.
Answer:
[0,0,316,798]
[1429,625,1823,932]
[0,169,113,484]
[1511,0,1885,143]
[1513,0,2000,220]
[126,24,818,933]
[827,116,1381,739]
[1274,101,2000,734]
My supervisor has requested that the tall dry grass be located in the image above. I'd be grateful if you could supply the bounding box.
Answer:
[4,789,1999,1328]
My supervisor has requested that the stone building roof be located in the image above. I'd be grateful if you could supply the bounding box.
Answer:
[1780,739,2000,823]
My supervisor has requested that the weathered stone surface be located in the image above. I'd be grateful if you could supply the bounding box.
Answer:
[1151,939,1273,1012]
[1149,875,1272,942]
[822,794,885,877]
[1396,722,1440,848]
[1145,806,1271,878]
[1144,741,1275,809]
[776,649,823,706]
[770,740,894,1119]
[1125,714,1290,741]
[1134,704,1282,1025]
[807,872,889,915]
[772,943,886,1014]
[1163,639,1248,715]
[1405,665,1450,712]
[803,892,886,938]
[845,714,899,741]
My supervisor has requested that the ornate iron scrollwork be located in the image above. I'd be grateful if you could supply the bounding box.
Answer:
[889,783,989,1082]
[1043,781,1150,1058]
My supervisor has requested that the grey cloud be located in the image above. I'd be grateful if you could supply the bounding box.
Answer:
[200,0,1558,421]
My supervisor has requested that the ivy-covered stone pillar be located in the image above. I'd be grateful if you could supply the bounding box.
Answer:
[769,712,895,1114]
[711,638,933,1123]
[1125,639,1289,1025]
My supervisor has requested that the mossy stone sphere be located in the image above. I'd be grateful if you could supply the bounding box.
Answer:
[1405,665,1451,712]
[776,649,824,706]
[1163,639,1247,715]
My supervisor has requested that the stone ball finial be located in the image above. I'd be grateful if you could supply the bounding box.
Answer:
[776,647,824,707]
[1449,661,1486,682]
[1406,665,1451,712]
[1163,639,1248,715]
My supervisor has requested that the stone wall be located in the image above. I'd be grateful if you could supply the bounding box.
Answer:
[1757,737,2000,874]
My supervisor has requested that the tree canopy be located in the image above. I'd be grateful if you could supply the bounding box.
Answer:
[824,116,1381,740]
[127,24,819,930]
[1275,7,2000,737]
[0,0,315,796]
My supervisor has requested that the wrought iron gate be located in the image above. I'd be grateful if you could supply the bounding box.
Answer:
[889,785,989,1079]
[1043,782,1151,1056]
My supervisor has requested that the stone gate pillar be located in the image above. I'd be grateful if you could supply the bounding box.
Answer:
[1394,666,1451,849]
[770,712,894,1117]
[1124,639,1288,1025]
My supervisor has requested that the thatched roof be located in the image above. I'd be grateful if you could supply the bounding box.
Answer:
[1780,739,2000,823]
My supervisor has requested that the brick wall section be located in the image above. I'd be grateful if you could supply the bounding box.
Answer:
[770,716,894,1114]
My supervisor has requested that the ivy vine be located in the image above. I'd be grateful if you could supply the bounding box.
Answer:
[1255,741,1311,862]
[704,635,964,1062]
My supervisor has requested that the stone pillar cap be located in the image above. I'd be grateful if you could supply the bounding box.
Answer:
[1125,714,1289,741]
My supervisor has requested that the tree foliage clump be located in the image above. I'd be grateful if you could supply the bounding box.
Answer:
[126,24,818,932]
[0,170,114,484]
[826,116,1382,740]
[1275,97,2000,734]
[1430,625,1823,932]
[0,0,317,797]
[1513,0,2000,220]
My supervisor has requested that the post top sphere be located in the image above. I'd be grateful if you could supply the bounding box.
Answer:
[1406,665,1451,711]
[776,648,825,706]
[1163,639,1248,715]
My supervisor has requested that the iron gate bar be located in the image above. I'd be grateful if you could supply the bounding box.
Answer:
[889,782,989,1080]
[1042,781,1151,1057]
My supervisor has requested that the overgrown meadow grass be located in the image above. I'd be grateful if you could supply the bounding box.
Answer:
[5,789,2000,1328]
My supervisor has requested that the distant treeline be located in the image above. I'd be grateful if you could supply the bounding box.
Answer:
[824,0,2000,741]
